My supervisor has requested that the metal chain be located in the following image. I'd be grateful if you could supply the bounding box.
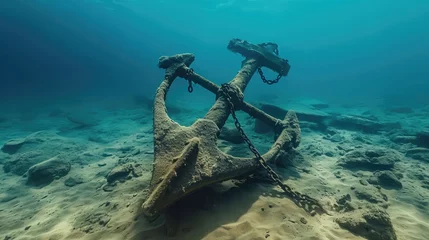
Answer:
[219,83,327,215]
[184,68,194,93]
[257,42,284,85]
[257,67,283,85]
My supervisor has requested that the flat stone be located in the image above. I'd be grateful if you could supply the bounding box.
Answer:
[64,176,84,187]
[27,156,71,186]
[329,115,384,134]
[369,171,402,189]
[1,139,26,154]
[337,148,400,171]
[354,186,388,204]
[406,148,429,163]
[106,164,134,183]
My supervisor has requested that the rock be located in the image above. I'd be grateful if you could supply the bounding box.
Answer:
[219,127,244,144]
[1,138,26,154]
[337,148,400,171]
[329,115,385,133]
[102,184,115,192]
[354,186,388,204]
[106,164,135,183]
[27,156,71,186]
[415,131,429,148]
[405,148,429,163]
[369,171,402,189]
[299,121,327,131]
[359,179,368,186]
[254,103,329,133]
[390,135,416,144]
[336,206,397,240]
[3,151,44,175]
[64,176,84,187]
[337,194,351,205]
[328,133,346,143]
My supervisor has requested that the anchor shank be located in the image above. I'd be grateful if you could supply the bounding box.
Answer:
[204,58,259,128]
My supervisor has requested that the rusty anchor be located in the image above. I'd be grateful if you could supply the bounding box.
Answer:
[141,38,325,220]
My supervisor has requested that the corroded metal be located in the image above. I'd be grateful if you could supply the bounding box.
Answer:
[141,39,299,218]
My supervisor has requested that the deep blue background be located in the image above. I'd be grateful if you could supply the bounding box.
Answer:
[1,0,429,107]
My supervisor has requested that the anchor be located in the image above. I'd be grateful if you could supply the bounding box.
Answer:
[141,39,325,221]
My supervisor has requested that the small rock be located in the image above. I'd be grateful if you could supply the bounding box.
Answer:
[103,184,115,192]
[359,179,368,186]
[64,176,84,187]
[1,138,26,154]
[300,217,307,224]
[106,164,134,183]
[337,194,351,205]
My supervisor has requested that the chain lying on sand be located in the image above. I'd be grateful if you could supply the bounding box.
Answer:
[219,83,328,215]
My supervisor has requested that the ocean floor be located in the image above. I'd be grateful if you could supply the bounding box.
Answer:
[0,96,429,240]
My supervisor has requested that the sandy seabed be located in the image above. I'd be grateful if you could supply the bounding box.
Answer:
[0,98,428,240]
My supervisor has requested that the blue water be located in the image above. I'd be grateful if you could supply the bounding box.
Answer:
[1,0,429,107]
[1,1,429,239]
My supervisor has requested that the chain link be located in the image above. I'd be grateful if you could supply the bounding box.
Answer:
[219,83,327,215]
[257,67,283,85]
[257,42,284,85]
[184,68,194,93]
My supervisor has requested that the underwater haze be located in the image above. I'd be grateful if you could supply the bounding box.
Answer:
[1,1,429,240]
[2,0,429,106]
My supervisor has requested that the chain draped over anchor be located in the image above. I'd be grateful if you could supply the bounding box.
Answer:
[183,68,194,93]
[219,83,327,215]
[257,42,286,85]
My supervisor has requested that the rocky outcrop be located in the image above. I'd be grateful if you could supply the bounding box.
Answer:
[254,103,328,133]
[27,156,71,186]
[329,115,391,134]
[337,148,401,171]
[368,171,403,189]
[336,206,397,240]
[3,151,44,175]
[405,148,429,163]
[219,127,244,144]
